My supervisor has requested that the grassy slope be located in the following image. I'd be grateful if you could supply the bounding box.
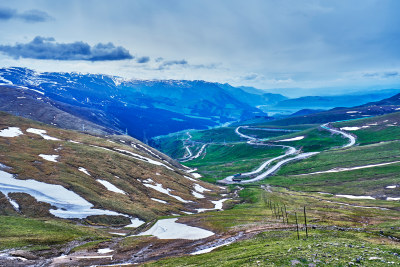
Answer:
[184,144,285,183]
[0,112,219,221]
[333,111,400,145]
[146,187,400,266]
[257,113,400,196]
[0,216,108,250]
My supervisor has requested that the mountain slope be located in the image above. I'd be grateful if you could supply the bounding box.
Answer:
[0,85,121,136]
[241,92,400,127]
[271,89,400,111]
[0,67,268,140]
[0,112,221,223]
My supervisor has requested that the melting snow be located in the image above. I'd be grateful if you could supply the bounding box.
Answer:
[184,175,196,181]
[39,154,59,162]
[0,170,125,218]
[191,240,234,255]
[197,199,228,213]
[297,161,400,176]
[26,128,60,140]
[125,218,145,228]
[386,197,400,201]
[194,184,211,193]
[151,198,167,204]
[97,179,126,194]
[137,218,214,240]
[6,195,19,211]
[336,194,375,200]
[78,167,91,176]
[386,185,397,189]
[277,136,304,142]
[0,127,23,137]
[109,232,127,236]
[143,183,190,203]
[115,149,173,170]
[346,111,359,114]
[340,127,361,131]
[192,191,205,198]
[192,173,202,178]
[97,248,114,254]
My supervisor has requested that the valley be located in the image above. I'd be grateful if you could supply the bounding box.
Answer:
[0,73,400,266]
[1,2,400,266]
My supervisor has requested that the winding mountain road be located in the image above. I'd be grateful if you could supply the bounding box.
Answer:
[321,123,356,148]
[220,123,356,184]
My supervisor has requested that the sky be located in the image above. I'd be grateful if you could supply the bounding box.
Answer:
[1,0,400,96]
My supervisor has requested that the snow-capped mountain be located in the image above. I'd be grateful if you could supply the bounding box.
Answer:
[0,67,272,140]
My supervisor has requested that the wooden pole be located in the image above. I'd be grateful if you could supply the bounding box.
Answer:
[304,206,308,238]
[283,204,289,224]
[295,212,300,240]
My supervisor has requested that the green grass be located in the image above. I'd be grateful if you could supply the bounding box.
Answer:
[277,141,400,176]
[145,186,400,266]
[190,127,242,143]
[239,128,295,139]
[0,216,107,249]
[146,230,400,266]
[184,144,285,183]
[333,112,400,145]
[267,127,348,152]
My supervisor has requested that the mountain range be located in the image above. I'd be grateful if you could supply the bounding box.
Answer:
[0,67,399,141]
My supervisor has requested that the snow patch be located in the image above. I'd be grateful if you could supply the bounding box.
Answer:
[194,184,211,193]
[125,218,145,228]
[386,197,400,201]
[336,194,375,200]
[97,248,113,254]
[191,240,234,255]
[0,127,23,137]
[192,173,202,178]
[151,198,167,204]
[115,149,173,170]
[26,128,60,140]
[143,183,190,203]
[276,136,304,142]
[298,161,400,176]
[97,179,126,194]
[386,185,397,189]
[136,218,214,240]
[192,191,205,198]
[0,170,124,218]
[39,154,59,162]
[196,199,228,213]
[184,175,196,181]
[78,167,91,176]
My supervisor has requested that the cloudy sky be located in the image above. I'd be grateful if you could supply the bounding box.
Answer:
[1,0,400,96]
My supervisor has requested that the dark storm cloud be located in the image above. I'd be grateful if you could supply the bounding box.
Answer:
[0,7,52,22]
[136,56,150,63]
[0,36,133,61]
